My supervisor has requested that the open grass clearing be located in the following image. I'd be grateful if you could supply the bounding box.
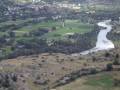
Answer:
[12,19,93,38]
[56,72,120,90]
[41,20,94,40]
[0,18,33,27]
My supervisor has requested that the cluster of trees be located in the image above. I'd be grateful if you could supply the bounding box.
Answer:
[3,27,98,59]
[41,0,120,4]
[2,1,71,21]
[0,20,99,60]
[49,30,98,54]
[0,0,14,21]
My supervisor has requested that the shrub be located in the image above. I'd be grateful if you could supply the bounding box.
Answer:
[114,79,120,86]
[106,63,113,71]
[90,68,97,74]
[105,52,110,57]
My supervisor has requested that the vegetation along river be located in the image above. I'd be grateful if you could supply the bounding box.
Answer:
[73,20,115,55]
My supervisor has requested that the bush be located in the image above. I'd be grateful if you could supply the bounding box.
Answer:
[105,52,110,57]
[106,63,113,71]
[90,68,97,74]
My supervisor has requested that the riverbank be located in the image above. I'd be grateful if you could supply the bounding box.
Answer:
[73,20,115,56]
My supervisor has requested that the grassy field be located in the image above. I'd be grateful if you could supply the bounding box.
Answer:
[0,19,94,38]
[0,19,30,27]
[0,19,94,56]
[40,20,94,40]
[0,18,33,36]
[16,20,93,34]
[84,74,113,87]
[15,20,61,33]
[56,72,120,90]
[0,20,93,37]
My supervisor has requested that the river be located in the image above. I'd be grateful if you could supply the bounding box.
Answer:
[73,20,115,56]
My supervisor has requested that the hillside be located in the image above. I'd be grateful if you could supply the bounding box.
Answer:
[0,43,120,90]
[0,0,120,90]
